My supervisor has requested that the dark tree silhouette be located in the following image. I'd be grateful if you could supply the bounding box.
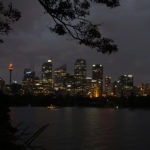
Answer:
[0,0,119,53]
[0,1,21,43]
[39,0,120,53]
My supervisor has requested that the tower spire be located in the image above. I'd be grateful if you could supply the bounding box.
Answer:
[8,63,13,85]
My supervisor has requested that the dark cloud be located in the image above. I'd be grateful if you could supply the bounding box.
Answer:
[0,0,150,85]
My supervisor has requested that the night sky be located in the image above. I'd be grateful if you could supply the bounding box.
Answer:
[1,0,150,85]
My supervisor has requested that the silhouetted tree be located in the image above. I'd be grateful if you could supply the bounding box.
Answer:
[0,1,21,43]
[1,0,119,53]
[39,0,120,53]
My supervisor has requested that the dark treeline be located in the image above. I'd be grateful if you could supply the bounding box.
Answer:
[0,102,26,150]
[1,91,150,108]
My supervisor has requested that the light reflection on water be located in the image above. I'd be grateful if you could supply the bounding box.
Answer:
[10,107,150,150]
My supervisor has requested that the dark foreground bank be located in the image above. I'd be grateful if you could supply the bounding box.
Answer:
[1,92,150,150]
[1,92,150,108]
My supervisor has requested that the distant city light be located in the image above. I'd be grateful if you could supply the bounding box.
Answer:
[67,85,71,88]
[13,80,18,84]
[8,64,13,70]
[48,59,52,63]
[128,75,133,77]
[26,72,32,74]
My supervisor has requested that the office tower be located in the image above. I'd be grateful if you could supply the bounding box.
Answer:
[112,80,121,97]
[65,73,75,95]
[119,75,133,88]
[119,75,134,97]
[90,79,100,98]
[22,68,44,96]
[42,59,53,87]
[86,77,92,97]
[23,68,35,81]
[74,59,87,95]
[92,64,103,96]
[105,76,112,96]
[54,64,67,93]
[32,76,44,96]
[22,68,36,94]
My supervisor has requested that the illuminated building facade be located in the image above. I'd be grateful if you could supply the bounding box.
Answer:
[92,64,103,96]
[42,59,53,86]
[86,77,92,97]
[54,65,67,93]
[65,73,75,95]
[32,78,45,96]
[137,82,145,96]
[22,68,36,94]
[112,81,121,97]
[74,59,87,95]
[90,80,100,98]
[119,75,134,97]
[41,59,53,94]
[105,76,112,96]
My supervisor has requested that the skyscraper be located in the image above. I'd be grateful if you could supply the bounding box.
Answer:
[74,59,87,95]
[119,75,133,89]
[23,68,35,81]
[105,76,112,96]
[22,68,36,94]
[119,75,134,97]
[41,59,53,87]
[92,64,103,96]
[65,73,75,95]
[112,80,121,97]
[90,79,100,98]
[54,64,67,92]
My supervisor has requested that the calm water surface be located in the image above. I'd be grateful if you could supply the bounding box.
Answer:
[9,107,150,150]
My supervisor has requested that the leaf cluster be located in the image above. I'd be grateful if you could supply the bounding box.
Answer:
[39,0,119,53]
[0,1,21,43]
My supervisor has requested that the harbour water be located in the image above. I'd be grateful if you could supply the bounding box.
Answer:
[10,107,150,150]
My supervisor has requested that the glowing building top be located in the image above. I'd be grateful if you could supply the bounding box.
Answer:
[8,64,13,71]
[42,59,53,83]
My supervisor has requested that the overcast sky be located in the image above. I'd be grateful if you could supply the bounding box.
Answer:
[1,0,150,85]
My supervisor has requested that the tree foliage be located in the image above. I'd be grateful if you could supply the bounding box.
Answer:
[0,0,120,54]
[39,0,120,53]
[0,1,21,43]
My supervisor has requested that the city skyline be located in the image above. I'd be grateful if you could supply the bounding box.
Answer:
[0,58,147,85]
[1,0,150,84]
[2,59,146,98]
